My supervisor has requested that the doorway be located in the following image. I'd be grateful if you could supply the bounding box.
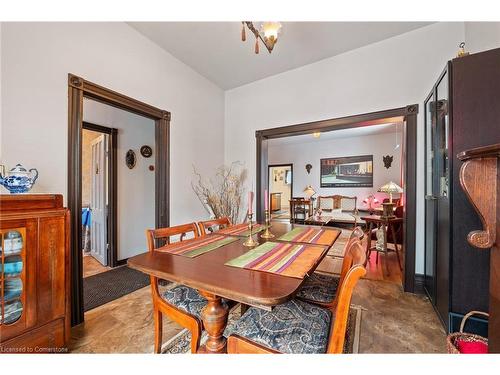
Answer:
[68,74,170,326]
[81,122,117,278]
[256,105,418,293]
[268,164,293,221]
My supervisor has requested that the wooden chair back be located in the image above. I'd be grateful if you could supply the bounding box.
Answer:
[146,222,200,252]
[144,222,202,353]
[317,195,335,211]
[334,195,358,213]
[317,195,358,213]
[198,217,232,235]
[334,227,364,306]
[327,240,366,353]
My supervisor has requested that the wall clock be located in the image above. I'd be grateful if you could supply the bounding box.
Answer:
[140,145,153,158]
[126,150,136,169]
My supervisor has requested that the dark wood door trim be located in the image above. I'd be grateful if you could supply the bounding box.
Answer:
[82,122,118,268]
[256,105,419,293]
[68,74,170,326]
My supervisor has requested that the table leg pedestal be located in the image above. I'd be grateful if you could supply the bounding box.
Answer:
[198,291,229,354]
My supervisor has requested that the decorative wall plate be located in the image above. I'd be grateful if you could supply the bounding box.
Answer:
[140,145,153,158]
[126,150,136,169]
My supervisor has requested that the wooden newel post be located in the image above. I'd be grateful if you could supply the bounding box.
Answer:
[458,143,500,353]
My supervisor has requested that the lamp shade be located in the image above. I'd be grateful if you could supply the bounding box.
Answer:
[303,185,316,197]
[378,181,403,194]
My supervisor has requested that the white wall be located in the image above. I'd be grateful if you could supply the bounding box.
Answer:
[465,22,500,54]
[268,132,403,207]
[225,22,466,274]
[83,99,156,260]
[0,22,225,228]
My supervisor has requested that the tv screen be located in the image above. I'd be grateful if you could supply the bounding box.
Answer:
[320,155,373,188]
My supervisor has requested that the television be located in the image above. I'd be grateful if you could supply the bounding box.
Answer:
[320,155,373,188]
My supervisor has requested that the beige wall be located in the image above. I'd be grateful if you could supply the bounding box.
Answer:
[82,129,102,207]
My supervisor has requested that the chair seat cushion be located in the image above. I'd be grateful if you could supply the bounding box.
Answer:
[162,285,208,319]
[296,272,339,304]
[226,299,332,354]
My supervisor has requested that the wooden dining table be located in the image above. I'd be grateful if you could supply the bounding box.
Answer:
[127,222,340,354]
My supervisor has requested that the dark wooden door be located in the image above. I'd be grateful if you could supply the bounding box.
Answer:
[435,68,451,327]
[424,64,451,328]
[451,48,500,317]
[424,90,437,305]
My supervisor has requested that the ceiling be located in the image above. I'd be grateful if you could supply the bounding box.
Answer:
[268,122,403,146]
[128,22,433,89]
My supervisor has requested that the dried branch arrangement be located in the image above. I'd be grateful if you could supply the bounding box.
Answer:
[192,162,248,224]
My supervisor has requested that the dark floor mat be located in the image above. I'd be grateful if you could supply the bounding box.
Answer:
[83,266,150,312]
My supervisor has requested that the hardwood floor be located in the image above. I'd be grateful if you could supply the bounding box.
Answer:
[83,254,111,278]
[364,246,403,284]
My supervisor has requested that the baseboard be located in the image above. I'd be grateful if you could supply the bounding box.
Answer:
[414,273,425,295]
[115,258,128,267]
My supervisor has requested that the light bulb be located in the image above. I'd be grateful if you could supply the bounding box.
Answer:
[261,22,281,41]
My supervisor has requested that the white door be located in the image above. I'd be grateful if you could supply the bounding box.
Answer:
[90,134,108,266]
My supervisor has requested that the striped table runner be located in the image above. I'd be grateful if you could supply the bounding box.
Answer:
[217,223,265,237]
[225,241,326,279]
[278,227,341,246]
[157,234,239,258]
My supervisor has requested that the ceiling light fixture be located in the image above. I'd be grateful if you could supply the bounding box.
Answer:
[313,132,321,138]
[241,21,282,54]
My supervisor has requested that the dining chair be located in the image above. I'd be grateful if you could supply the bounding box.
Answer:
[295,226,364,308]
[146,222,208,353]
[197,217,232,235]
[226,240,367,354]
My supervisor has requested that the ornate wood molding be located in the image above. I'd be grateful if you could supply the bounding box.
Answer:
[458,144,500,249]
[405,104,418,114]
[67,73,171,326]
[255,105,419,293]
[68,73,168,120]
[68,74,83,89]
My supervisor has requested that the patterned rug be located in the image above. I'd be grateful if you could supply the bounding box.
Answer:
[161,303,362,354]
[83,266,150,312]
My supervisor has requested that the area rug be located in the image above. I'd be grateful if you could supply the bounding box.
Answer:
[161,304,362,354]
[83,266,150,312]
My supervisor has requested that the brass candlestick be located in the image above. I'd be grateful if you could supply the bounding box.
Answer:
[243,213,258,247]
[260,209,275,239]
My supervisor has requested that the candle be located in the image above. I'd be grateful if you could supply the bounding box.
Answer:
[248,191,253,215]
[264,189,268,211]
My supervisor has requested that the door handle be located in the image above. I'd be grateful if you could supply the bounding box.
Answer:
[425,195,438,200]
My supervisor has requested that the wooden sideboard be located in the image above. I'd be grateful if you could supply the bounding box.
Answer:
[0,194,70,353]
[458,143,500,353]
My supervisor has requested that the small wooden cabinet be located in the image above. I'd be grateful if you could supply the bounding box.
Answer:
[0,195,70,352]
[270,192,282,212]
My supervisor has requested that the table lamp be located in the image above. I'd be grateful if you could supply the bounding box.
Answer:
[378,181,403,218]
[303,185,316,199]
